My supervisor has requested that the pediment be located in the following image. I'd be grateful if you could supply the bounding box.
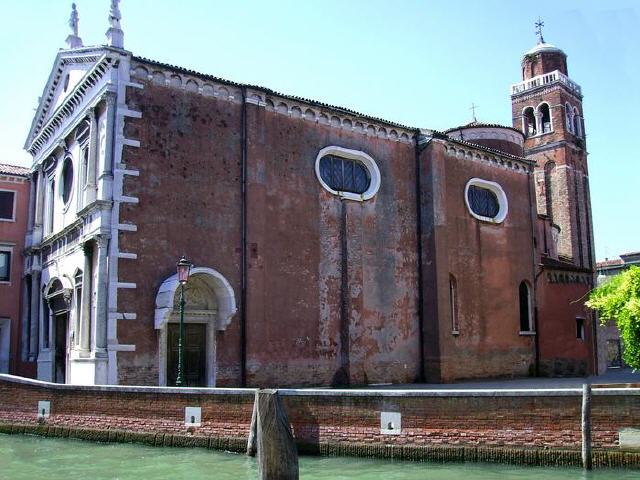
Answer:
[24,47,113,154]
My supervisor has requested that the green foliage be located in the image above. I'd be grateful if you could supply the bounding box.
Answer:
[587,266,640,369]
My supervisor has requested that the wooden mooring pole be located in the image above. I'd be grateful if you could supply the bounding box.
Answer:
[246,391,258,456]
[582,383,592,470]
[250,389,299,480]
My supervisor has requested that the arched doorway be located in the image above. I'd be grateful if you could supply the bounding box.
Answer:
[45,278,72,383]
[155,267,237,387]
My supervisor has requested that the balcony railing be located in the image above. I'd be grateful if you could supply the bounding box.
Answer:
[511,70,582,96]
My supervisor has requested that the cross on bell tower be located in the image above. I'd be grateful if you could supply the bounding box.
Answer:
[535,17,545,44]
[470,102,478,122]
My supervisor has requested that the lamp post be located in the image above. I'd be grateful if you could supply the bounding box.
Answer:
[175,256,193,387]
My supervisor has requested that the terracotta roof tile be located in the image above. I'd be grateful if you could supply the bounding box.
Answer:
[0,163,29,177]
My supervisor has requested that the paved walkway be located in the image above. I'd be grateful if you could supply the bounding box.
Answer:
[371,368,640,390]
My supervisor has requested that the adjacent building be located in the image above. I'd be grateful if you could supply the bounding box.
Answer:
[0,163,32,377]
[595,252,640,373]
[19,5,596,387]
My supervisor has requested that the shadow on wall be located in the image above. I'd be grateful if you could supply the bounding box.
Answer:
[290,402,320,455]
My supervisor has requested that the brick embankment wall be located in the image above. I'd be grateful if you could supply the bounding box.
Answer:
[0,375,254,452]
[279,388,640,467]
[2,375,640,468]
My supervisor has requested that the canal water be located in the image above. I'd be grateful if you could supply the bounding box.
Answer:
[0,434,638,480]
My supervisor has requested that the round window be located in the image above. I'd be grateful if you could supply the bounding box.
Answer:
[464,178,508,223]
[61,158,74,205]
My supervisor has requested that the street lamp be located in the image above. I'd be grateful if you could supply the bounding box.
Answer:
[175,255,193,387]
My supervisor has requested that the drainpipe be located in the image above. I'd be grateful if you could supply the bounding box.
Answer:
[414,130,430,383]
[240,87,248,387]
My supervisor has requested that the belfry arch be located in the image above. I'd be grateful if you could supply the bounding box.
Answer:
[154,267,237,387]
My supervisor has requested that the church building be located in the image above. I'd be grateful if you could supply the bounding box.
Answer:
[19,4,596,387]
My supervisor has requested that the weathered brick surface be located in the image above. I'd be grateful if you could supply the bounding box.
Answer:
[3,377,639,453]
[4,376,640,468]
[0,379,254,440]
[420,141,537,382]
[118,71,421,387]
[284,394,583,449]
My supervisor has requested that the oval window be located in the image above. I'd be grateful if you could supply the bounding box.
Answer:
[61,158,74,205]
[315,146,381,201]
[319,155,370,194]
[467,185,499,218]
[464,178,508,223]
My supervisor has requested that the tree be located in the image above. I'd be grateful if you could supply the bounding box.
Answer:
[587,266,640,369]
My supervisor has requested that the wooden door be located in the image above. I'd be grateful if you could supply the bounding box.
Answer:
[167,323,206,387]
[54,313,68,383]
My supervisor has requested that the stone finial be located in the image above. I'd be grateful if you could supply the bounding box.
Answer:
[106,0,124,48]
[65,3,83,49]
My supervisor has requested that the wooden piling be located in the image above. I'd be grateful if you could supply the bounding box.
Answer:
[246,391,258,456]
[256,389,299,480]
[582,383,592,470]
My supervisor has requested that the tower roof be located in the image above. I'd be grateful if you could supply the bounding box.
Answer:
[524,41,566,57]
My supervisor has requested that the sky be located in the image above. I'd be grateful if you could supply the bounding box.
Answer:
[0,0,638,262]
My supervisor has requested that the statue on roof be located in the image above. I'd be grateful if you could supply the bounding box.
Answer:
[65,3,83,49]
[109,0,122,28]
[106,0,124,49]
[69,3,79,36]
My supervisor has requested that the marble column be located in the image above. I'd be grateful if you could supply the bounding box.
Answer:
[535,112,543,135]
[80,242,93,353]
[83,110,98,206]
[94,236,109,353]
[98,93,116,202]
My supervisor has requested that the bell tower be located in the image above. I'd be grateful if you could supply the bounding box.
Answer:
[511,21,594,269]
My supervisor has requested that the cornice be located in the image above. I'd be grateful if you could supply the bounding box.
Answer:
[32,200,112,252]
[26,53,117,157]
[130,58,416,144]
[435,138,534,174]
[511,83,583,103]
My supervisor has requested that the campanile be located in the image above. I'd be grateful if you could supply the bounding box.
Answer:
[511,26,594,268]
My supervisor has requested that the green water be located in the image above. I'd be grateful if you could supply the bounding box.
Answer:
[0,434,637,480]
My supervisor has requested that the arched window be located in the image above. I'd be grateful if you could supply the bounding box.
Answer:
[47,179,55,234]
[519,281,532,332]
[523,107,536,137]
[450,275,459,333]
[573,107,581,137]
[565,103,573,133]
[539,103,552,133]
